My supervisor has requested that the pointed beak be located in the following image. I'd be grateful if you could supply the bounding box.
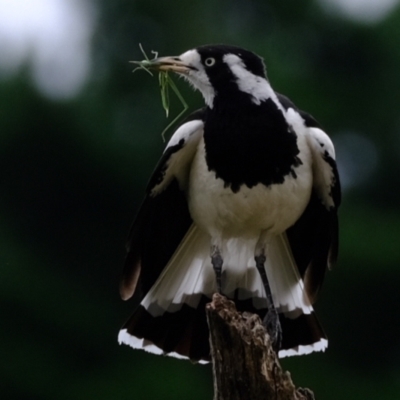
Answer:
[131,56,194,74]
[151,56,195,73]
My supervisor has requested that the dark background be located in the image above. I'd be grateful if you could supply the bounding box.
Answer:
[1,0,400,399]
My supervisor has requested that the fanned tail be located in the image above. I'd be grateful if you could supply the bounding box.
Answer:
[119,226,327,362]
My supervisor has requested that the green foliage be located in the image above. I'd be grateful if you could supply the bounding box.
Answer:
[1,1,400,399]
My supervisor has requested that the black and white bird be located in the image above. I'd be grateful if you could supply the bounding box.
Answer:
[118,44,341,363]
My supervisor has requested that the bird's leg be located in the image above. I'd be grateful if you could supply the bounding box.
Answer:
[255,243,282,352]
[211,244,223,294]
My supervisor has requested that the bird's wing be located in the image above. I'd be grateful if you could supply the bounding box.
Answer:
[120,109,206,301]
[279,94,341,304]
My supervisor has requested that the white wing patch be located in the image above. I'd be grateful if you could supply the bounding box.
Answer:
[150,119,204,196]
[285,106,337,210]
[307,127,337,209]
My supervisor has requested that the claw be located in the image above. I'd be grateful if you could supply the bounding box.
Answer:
[211,245,223,294]
[263,309,282,352]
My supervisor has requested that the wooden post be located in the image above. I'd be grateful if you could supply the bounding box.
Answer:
[206,293,315,400]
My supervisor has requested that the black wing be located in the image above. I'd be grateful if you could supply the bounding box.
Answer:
[120,109,206,301]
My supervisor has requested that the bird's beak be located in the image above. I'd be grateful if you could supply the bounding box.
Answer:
[137,56,194,74]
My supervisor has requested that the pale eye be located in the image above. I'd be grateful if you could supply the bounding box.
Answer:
[204,57,216,67]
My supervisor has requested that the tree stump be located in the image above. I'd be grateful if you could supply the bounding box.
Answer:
[206,293,315,400]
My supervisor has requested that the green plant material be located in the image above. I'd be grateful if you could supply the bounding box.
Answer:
[130,44,189,141]
[130,43,157,76]
[158,70,170,118]
[159,73,188,141]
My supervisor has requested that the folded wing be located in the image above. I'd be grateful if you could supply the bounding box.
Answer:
[120,109,205,301]
[286,113,341,304]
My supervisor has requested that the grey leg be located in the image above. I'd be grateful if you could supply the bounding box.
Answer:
[255,250,282,352]
[211,245,223,294]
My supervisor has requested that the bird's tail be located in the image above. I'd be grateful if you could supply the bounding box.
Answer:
[118,225,327,362]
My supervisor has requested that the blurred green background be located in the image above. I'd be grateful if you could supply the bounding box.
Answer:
[1,0,400,399]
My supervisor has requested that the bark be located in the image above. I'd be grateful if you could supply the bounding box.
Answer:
[206,293,315,400]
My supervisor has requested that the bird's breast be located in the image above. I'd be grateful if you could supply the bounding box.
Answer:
[203,98,303,193]
[188,136,313,239]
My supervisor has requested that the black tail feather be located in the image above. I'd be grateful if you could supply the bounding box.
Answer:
[120,294,326,362]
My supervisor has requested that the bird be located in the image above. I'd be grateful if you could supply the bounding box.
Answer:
[118,44,341,363]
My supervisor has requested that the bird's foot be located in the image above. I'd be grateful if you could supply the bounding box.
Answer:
[263,308,282,352]
[211,245,223,294]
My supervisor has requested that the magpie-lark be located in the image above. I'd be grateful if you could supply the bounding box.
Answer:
[119,44,341,362]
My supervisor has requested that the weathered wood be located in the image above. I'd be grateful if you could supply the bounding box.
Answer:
[206,293,315,400]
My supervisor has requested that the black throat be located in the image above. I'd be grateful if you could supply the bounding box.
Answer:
[203,95,302,193]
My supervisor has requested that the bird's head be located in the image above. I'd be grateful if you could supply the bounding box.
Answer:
[151,44,272,108]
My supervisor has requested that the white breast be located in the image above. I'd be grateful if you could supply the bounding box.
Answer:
[188,137,313,241]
